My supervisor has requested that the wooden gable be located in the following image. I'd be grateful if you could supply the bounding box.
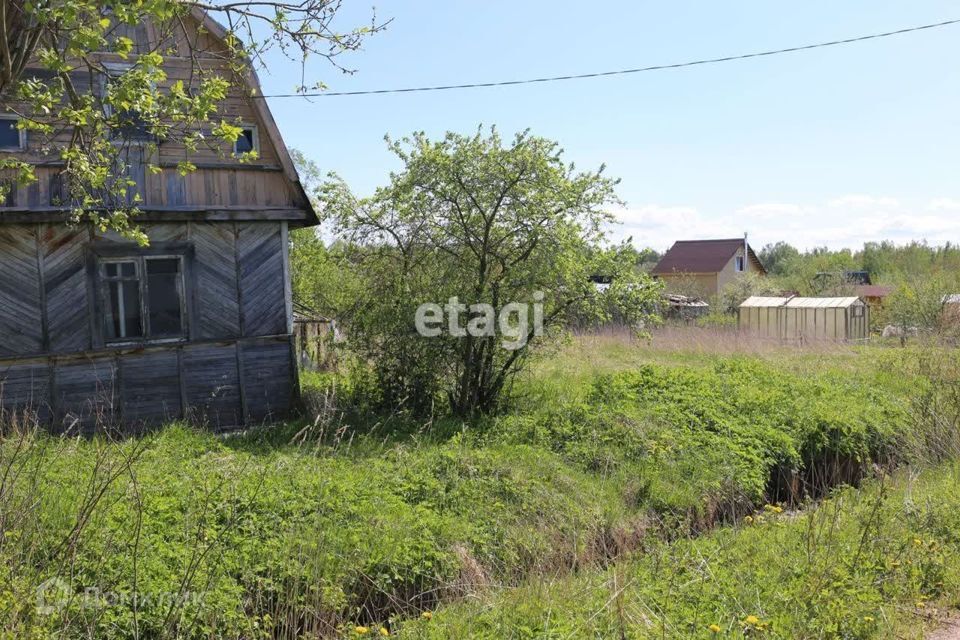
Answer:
[0,10,318,227]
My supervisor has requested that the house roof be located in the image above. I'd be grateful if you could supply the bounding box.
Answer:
[190,8,319,227]
[652,238,766,275]
[855,284,894,299]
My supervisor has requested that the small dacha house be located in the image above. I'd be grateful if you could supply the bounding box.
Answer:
[0,11,317,432]
[652,237,766,298]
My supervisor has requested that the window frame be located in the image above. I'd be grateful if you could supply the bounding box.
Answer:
[0,114,27,152]
[233,124,260,157]
[100,62,155,144]
[735,256,745,272]
[89,242,195,348]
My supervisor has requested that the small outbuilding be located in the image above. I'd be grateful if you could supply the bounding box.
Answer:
[739,296,869,342]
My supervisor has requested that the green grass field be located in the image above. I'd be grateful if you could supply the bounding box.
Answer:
[1,333,958,639]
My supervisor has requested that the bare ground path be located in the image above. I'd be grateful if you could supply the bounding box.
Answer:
[929,620,960,640]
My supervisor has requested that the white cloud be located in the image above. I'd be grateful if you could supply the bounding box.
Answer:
[827,194,900,209]
[607,195,960,251]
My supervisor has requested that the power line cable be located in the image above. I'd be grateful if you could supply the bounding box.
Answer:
[255,17,960,99]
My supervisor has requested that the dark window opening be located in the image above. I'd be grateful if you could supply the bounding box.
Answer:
[147,258,184,337]
[234,127,257,155]
[100,256,185,342]
[0,118,24,150]
[735,256,745,272]
[113,109,152,141]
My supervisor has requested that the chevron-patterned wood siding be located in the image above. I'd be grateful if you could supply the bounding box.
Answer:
[0,221,297,430]
[193,222,241,338]
[0,227,43,356]
[41,225,92,353]
[237,222,287,337]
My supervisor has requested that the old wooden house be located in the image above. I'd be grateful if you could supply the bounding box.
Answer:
[0,11,317,432]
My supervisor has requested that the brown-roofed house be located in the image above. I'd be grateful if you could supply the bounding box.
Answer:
[854,284,894,309]
[652,237,766,298]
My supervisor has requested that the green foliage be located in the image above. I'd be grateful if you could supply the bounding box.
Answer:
[491,358,907,520]
[324,128,663,416]
[755,240,960,299]
[0,346,952,638]
[2,0,381,239]
[716,271,779,313]
[410,463,960,639]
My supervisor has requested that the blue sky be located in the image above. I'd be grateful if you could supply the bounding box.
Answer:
[258,1,960,251]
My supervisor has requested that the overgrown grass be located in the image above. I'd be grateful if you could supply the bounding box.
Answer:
[0,336,958,638]
[403,463,960,639]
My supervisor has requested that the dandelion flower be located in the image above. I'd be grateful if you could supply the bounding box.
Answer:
[380,628,390,637]
[708,623,721,633]
[914,538,923,546]
[745,615,761,626]
[421,612,433,620]
[355,627,369,635]
[744,515,753,524]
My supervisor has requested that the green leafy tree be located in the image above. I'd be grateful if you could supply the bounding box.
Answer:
[717,271,778,313]
[0,0,383,240]
[324,128,662,416]
[758,241,800,276]
[288,149,363,319]
[887,276,950,339]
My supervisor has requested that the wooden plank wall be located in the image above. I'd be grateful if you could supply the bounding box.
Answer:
[0,221,296,431]
[2,166,298,210]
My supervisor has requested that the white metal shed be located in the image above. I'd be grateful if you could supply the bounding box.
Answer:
[739,296,869,341]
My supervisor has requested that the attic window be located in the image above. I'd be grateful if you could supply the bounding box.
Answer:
[735,256,745,272]
[234,126,259,156]
[101,63,153,142]
[0,116,25,151]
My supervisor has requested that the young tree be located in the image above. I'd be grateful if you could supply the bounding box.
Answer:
[325,128,662,416]
[0,1,383,240]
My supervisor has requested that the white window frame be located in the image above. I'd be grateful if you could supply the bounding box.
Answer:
[735,256,745,272]
[233,124,260,157]
[0,114,27,152]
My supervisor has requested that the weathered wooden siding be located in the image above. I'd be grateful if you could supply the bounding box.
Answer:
[2,166,300,211]
[0,360,51,423]
[0,227,43,356]
[0,221,296,431]
[183,342,243,430]
[242,338,295,423]
[119,351,181,426]
[238,222,287,337]
[194,223,241,339]
[42,226,92,354]
[55,359,117,434]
